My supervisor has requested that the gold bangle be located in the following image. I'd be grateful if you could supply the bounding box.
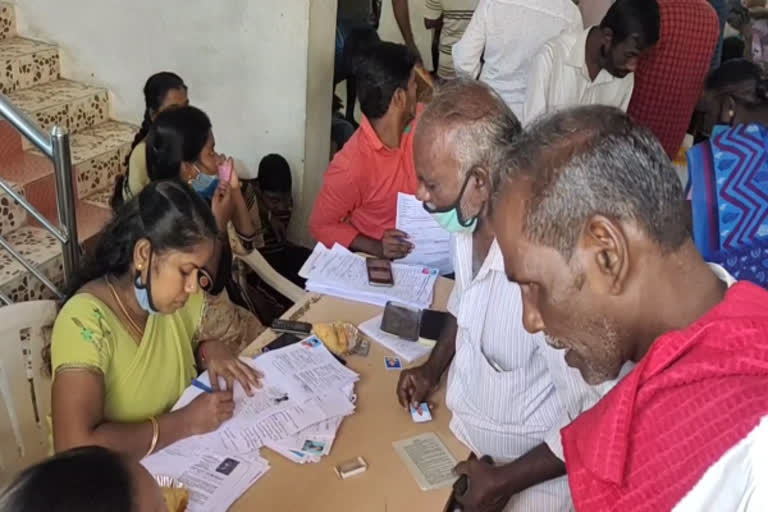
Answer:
[146,416,159,457]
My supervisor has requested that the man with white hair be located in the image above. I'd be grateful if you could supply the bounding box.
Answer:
[396,78,607,511]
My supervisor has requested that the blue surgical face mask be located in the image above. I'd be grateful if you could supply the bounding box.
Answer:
[190,165,219,200]
[424,173,480,233]
[134,251,158,314]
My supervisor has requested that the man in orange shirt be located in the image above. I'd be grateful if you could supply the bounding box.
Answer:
[310,42,420,259]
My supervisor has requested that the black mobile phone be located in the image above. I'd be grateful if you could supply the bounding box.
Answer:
[271,319,313,336]
[380,302,421,341]
[262,333,301,353]
[420,310,451,341]
[366,258,395,287]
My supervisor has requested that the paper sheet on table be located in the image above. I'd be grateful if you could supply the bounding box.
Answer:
[358,314,432,363]
[172,340,358,453]
[300,243,438,309]
[392,433,458,491]
[142,447,270,512]
[396,193,453,275]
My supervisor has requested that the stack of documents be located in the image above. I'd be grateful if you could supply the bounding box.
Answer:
[299,243,439,309]
[358,314,433,363]
[396,193,453,275]
[142,337,360,510]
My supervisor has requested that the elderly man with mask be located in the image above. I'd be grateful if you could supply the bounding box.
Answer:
[492,106,768,510]
[396,78,606,511]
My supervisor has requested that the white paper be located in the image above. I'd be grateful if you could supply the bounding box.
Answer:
[358,314,432,363]
[142,448,270,512]
[396,193,453,275]
[301,243,439,309]
[163,339,359,467]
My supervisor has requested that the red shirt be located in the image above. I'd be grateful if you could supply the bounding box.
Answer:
[562,281,768,511]
[627,0,719,158]
[309,107,422,248]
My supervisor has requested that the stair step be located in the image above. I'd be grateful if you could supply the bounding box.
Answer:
[0,37,59,95]
[0,180,27,237]
[0,198,112,302]
[25,120,136,199]
[8,79,109,146]
[0,3,15,41]
[0,226,63,302]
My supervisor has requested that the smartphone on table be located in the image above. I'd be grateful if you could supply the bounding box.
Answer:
[366,258,394,287]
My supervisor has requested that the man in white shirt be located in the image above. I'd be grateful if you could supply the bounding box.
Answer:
[451,0,582,119]
[523,0,660,125]
[397,78,607,511]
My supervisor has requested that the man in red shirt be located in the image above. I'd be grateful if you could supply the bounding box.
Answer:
[310,42,420,259]
[492,105,768,510]
[627,0,720,158]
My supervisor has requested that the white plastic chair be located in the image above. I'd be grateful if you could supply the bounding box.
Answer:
[0,300,57,487]
[237,250,305,303]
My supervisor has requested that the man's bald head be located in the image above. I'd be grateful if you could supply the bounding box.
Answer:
[495,105,688,259]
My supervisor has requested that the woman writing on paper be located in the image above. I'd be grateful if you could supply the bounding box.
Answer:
[49,180,262,458]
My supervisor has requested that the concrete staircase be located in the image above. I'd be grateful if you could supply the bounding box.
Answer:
[0,2,134,302]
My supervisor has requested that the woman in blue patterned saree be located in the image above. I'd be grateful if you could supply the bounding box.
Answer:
[688,58,768,286]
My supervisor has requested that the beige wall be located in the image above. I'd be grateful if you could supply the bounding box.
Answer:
[14,0,336,245]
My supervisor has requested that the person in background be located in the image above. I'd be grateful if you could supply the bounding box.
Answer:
[627,0,720,158]
[393,0,479,80]
[253,154,311,287]
[493,105,768,511]
[310,42,420,259]
[710,0,730,68]
[112,72,189,208]
[523,0,660,125]
[687,59,768,286]
[334,21,381,125]
[50,181,261,459]
[452,0,582,119]
[398,79,605,511]
[0,446,164,512]
[144,106,267,349]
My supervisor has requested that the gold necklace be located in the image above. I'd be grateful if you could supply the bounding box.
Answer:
[105,275,145,339]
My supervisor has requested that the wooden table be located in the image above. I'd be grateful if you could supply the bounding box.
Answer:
[234,278,468,512]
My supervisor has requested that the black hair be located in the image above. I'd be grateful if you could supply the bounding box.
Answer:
[0,446,135,512]
[600,0,660,48]
[66,180,218,301]
[497,105,687,259]
[705,58,768,108]
[113,72,187,209]
[355,42,416,119]
[126,72,187,166]
[257,154,292,193]
[145,106,212,182]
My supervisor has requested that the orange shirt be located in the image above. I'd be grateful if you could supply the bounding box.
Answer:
[309,106,422,248]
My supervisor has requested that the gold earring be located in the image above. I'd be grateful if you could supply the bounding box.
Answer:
[137,264,143,270]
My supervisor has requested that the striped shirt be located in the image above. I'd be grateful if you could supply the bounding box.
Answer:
[425,0,479,79]
[445,234,610,511]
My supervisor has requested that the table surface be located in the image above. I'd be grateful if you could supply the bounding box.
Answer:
[233,278,468,512]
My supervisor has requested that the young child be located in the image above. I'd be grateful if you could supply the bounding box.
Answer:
[253,154,311,287]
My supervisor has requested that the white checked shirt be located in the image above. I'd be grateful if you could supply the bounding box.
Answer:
[445,234,610,511]
[451,0,582,119]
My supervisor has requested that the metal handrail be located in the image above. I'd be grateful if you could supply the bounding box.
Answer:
[0,92,79,304]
